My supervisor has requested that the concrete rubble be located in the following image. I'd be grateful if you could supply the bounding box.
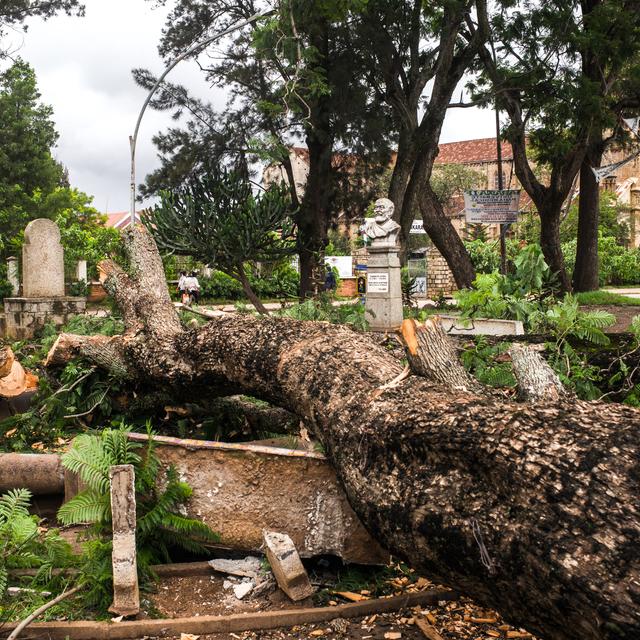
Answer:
[208,556,262,578]
[263,530,315,601]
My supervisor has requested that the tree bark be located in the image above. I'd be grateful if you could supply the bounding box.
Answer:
[236,268,269,315]
[508,343,568,402]
[539,205,572,292]
[419,182,476,289]
[47,227,640,640]
[573,140,604,292]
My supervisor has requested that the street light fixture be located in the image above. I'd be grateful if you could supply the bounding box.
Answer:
[129,10,274,226]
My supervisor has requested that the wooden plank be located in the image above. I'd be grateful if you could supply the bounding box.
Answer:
[415,617,445,640]
[2,589,456,639]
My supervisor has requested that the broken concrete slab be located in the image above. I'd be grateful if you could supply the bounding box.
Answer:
[438,315,524,336]
[263,530,315,602]
[208,556,262,579]
[126,433,388,565]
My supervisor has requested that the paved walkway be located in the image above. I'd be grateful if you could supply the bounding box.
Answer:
[604,287,640,299]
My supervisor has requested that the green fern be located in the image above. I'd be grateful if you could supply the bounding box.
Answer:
[58,424,220,585]
[0,488,74,605]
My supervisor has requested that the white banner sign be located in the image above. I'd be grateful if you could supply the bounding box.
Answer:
[324,255,353,278]
[367,273,389,293]
[464,190,520,224]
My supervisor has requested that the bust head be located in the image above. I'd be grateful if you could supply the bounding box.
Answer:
[373,198,394,221]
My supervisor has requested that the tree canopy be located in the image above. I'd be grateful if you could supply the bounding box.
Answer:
[0,0,84,56]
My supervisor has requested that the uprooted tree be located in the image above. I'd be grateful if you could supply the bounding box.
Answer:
[45,227,639,640]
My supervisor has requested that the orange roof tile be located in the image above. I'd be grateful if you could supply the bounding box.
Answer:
[435,137,514,165]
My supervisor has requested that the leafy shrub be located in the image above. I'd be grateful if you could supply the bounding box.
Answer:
[563,234,640,286]
[199,271,244,300]
[464,239,501,274]
[456,244,558,329]
[249,262,299,299]
[609,251,640,285]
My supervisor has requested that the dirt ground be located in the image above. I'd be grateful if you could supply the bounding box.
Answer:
[139,573,536,640]
[580,305,640,333]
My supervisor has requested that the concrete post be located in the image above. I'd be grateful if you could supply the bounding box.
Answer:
[365,245,403,331]
[109,464,140,616]
[6,257,18,296]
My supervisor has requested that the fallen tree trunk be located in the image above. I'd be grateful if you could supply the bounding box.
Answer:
[46,228,640,640]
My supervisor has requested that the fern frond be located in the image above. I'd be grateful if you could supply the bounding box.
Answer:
[61,435,113,493]
[0,488,32,522]
[57,490,110,526]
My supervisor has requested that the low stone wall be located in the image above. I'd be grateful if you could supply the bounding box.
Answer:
[3,297,86,339]
[426,247,457,297]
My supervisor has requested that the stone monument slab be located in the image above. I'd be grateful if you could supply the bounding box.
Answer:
[22,219,64,298]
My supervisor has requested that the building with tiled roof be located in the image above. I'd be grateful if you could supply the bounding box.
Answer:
[104,211,142,230]
[435,137,514,165]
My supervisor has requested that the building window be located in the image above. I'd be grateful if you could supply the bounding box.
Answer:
[493,171,507,190]
[602,176,617,191]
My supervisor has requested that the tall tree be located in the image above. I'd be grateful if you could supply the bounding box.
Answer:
[137,0,392,298]
[572,0,640,292]
[0,59,66,260]
[476,0,640,292]
[146,167,296,314]
[350,0,487,287]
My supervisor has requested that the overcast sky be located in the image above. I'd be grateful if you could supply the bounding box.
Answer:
[11,0,496,213]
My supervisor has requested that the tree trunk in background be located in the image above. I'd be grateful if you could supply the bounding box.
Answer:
[297,133,333,298]
[540,205,572,292]
[388,127,418,264]
[573,141,604,292]
[297,19,334,299]
[46,227,640,640]
[419,182,475,289]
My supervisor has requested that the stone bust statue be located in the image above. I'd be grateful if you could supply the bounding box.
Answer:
[360,198,401,248]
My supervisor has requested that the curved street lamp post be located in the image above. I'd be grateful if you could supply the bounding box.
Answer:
[129,10,273,226]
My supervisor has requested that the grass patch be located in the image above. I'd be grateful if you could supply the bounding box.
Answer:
[575,290,640,306]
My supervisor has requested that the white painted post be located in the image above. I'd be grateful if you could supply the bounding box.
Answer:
[6,257,18,296]
[75,260,88,283]
[109,464,140,616]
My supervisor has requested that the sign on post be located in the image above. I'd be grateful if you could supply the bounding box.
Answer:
[464,190,520,224]
[367,273,389,293]
[410,219,426,234]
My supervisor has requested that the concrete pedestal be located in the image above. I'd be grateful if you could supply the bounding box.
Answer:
[3,297,86,340]
[365,246,403,331]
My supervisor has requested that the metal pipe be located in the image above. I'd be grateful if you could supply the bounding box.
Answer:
[129,10,274,225]
[0,453,64,495]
